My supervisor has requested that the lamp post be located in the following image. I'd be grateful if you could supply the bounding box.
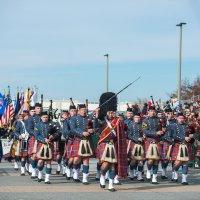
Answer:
[176,22,186,103]
[104,54,109,92]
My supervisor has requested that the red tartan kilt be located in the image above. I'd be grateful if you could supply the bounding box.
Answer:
[64,139,80,158]
[28,136,35,156]
[171,143,191,161]
[35,142,54,160]
[160,142,171,160]
[144,140,162,159]
[96,143,106,159]
[96,142,117,161]
[53,141,60,161]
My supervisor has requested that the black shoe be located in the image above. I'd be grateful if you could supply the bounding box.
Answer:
[161,176,168,180]
[66,176,71,180]
[27,171,31,176]
[108,188,116,192]
[152,181,159,185]
[100,184,105,188]
[62,173,66,177]
[38,179,42,182]
[182,182,189,185]
[45,181,51,184]
[31,176,37,179]
[130,176,137,181]
[21,173,25,176]
[171,179,178,183]
[56,171,60,175]
[146,178,151,182]
[73,179,81,183]
[82,182,89,185]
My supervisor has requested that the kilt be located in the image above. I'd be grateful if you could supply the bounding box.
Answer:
[96,142,117,163]
[36,142,54,161]
[63,142,70,160]
[144,139,162,160]
[160,141,172,161]
[128,141,144,161]
[10,140,28,158]
[171,143,191,161]
[28,136,36,156]
[64,138,80,158]
[53,141,60,161]
[96,142,107,160]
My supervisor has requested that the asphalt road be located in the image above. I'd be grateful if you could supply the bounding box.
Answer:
[0,159,200,200]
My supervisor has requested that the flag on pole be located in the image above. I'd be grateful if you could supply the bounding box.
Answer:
[0,93,7,117]
[23,88,32,111]
[30,87,37,106]
[14,92,20,115]
[0,87,14,126]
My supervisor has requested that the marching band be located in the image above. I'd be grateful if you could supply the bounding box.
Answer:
[1,92,200,192]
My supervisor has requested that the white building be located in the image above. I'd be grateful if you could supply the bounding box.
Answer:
[43,100,138,112]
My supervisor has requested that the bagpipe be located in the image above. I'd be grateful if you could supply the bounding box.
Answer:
[69,97,76,108]
[78,99,94,157]
[48,100,59,121]
[150,95,162,112]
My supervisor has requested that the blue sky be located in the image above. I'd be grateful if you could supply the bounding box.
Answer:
[0,0,200,102]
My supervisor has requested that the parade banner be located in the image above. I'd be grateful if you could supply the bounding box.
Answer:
[1,138,12,157]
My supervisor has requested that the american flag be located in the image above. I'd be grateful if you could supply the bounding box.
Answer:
[0,93,14,127]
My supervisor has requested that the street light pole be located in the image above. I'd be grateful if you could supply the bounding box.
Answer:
[176,22,186,103]
[104,54,109,92]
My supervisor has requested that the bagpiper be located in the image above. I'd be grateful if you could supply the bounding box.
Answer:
[96,92,127,192]
[69,104,98,184]
[63,104,77,179]
[27,103,42,179]
[34,111,60,184]
[142,106,165,184]
[59,110,72,179]
[159,108,175,179]
[171,112,195,185]
[127,111,144,181]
